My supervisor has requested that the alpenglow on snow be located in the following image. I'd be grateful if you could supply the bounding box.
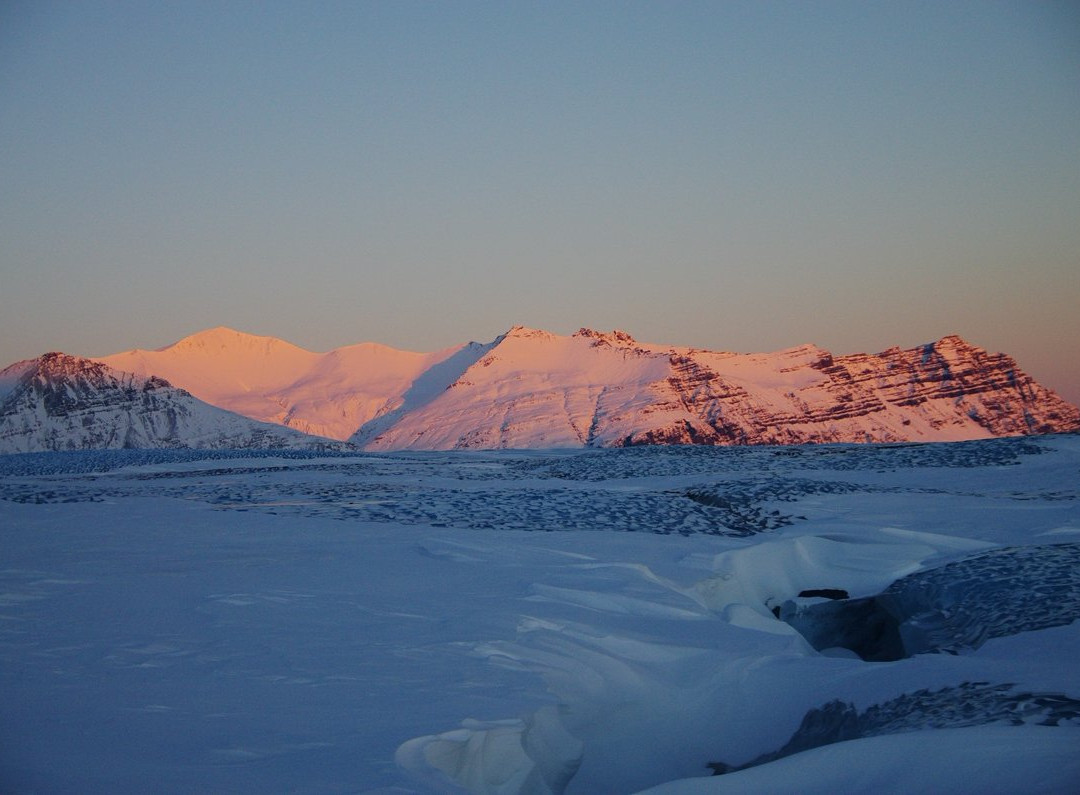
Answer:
[1,325,1077,453]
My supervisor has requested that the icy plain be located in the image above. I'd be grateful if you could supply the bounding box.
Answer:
[1,436,1079,793]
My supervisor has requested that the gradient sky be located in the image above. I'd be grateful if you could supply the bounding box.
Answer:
[2,1,1078,403]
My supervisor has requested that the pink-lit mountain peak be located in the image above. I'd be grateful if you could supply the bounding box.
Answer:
[0,351,347,453]
[358,327,1080,450]
[156,326,314,357]
[46,324,1074,450]
[101,329,320,401]
[97,327,475,441]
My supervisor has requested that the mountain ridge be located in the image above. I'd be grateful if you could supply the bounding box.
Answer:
[98,327,473,440]
[357,327,1080,450]
[1,326,1077,453]
[0,352,348,453]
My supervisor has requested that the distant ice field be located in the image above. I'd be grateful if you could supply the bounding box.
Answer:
[0,436,1064,537]
[1,436,1078,793]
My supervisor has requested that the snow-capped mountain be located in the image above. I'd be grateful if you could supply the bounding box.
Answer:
[0,353,347,454]
[358,326,1080,450]
[3,326,1077,453]
[97,327,484,441]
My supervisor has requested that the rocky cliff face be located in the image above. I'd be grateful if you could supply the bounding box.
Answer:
[3,329,1077,453]
[358,329,1080,450]
[615,334,1080,447]
[0,353,348,453]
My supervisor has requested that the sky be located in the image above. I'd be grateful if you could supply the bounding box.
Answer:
[2,1,1078,403]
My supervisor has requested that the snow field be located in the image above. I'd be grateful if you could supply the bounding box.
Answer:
[1,435,1078,792]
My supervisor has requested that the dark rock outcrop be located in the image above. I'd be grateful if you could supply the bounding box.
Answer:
[780,542,1080,661]
[0,353,349,453]
[711,682,1080,775]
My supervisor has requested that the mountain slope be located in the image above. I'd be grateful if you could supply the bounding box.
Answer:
[358,327,1080,450]
[97,327,475,440]
[0,353,347,454]
[8,324,1072,453]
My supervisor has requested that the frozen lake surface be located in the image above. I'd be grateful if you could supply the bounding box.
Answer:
[2,437,1079,793]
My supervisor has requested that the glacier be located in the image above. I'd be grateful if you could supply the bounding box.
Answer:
[1,434,1078,792]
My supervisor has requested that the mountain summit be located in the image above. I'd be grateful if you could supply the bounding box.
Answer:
[0,353,345,453]
[98,329,476,441]
[1,327,1077,453]
[356,328,1080,450]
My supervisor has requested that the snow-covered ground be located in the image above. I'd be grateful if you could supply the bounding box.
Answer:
[2,436,1078,793]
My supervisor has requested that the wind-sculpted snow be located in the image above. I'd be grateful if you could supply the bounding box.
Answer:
[709,682,1080,775]
[886,542,1080,655]
[1,434,1078,793]
[781,543,1080,660]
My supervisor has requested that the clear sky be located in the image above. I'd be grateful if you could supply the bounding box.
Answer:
[2,1,1078,403]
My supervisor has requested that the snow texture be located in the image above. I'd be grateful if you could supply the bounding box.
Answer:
[1,433,1079,793]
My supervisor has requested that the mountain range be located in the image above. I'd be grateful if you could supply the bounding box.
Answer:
[1,326,1077,453]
